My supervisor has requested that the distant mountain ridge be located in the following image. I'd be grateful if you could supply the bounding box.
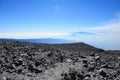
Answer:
[19,38,72,44]
[0,39,104,53]
[49,42,104,52]
[0,38,104,52]
[0,38,72,44]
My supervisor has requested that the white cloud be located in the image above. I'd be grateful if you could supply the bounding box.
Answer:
[71,12,120,50]
[0,32,68,39]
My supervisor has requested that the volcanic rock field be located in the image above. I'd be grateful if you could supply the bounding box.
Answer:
[0,40,120,80]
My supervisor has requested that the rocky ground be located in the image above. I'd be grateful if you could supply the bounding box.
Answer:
[0,40,120,80]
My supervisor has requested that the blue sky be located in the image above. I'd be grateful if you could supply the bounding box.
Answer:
[0,0,120,50]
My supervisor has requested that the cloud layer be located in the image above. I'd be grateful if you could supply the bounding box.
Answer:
[71,12,120,50]
[0,32,68,39]
[72,31,95,36]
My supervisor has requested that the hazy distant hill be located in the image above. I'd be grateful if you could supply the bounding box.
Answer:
[49,42,104,52]
[0,38,104,52]
[19,38,72,44]
[0,38,72,44]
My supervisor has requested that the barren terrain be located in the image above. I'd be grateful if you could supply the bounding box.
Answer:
[0,40,120,80]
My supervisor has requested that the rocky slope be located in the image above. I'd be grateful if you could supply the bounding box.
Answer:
[0,40,120,80]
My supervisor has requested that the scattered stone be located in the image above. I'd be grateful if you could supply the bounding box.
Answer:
[1,76,7,80]
[99,68,107,77]
[95,56,100,60]
[82,59,87,64]
[17,69,23,74]
[14,59,23,67]
[0,40,120,80]
[118,57,120,60]
[28,64,35,72]
[89,52,95,56]
[34,68,42,73]
[84,76,90,80]
[77,73,84,80]
[28,73,33,76]
[80,55,86,58]
[35,61,41,67]
[84,73,91,77]
[66,58,72,62]
[83,64,88,68]
[101,64,109,68]
[88,67,95,72]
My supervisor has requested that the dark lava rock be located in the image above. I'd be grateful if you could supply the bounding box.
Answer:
[76,73,84,80]
[89,52,95,56]
[82,59,88,64]
[14,59,23,67]
[83,64,88,68]
[101,64,109,69]
[35,61,41,67]
[88,67,95,72]
[99,68,107,77]
[84,73,91,78]
[17,69,22,74]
